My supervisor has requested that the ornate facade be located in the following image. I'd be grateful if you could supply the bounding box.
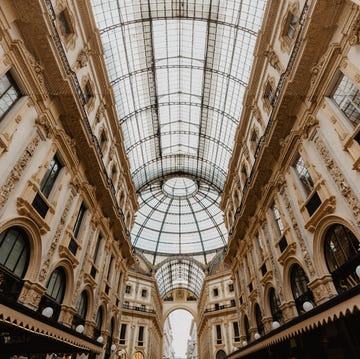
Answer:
[1,0,360,358]
[221,0,360,357]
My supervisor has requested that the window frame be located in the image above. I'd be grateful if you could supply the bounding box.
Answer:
[0,71,22,121]
[0,226,29,278]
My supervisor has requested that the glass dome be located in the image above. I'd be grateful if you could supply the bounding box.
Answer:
[90,0,268,288]
[132,177,227,264]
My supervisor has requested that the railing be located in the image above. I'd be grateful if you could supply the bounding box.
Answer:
[204,301,236,313]
[44,0,129,236]
[122,303,156,314]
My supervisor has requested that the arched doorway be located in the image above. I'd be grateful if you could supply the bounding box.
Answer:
[165,309,196,358]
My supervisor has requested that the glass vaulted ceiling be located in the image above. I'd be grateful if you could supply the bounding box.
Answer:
[90,1,267,267]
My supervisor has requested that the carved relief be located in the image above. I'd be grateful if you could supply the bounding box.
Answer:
[280,185,315,277]
[38,190,75,282]
[265,47,283,72]
[0,134,40,210]
[75,45,90,69]
[23,47,48,98]
[314,134,360,225]
[349,15,360,46]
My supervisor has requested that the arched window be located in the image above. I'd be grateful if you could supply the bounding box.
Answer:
[324,224,360,293]
[38,267,66,320]
[243,314,250,342]
[94,306,103,338]
[269,287,282,322]
[255,303,264,336]
[132,353,144,359]
[105,318,115,359]
[76,291,88,320]
[0,227,29,278]
[216,350,227,359]
[290,264,314,314]
[46,267,66,303]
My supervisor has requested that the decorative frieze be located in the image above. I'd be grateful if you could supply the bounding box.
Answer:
[0,134,40,210]
[314,134,360,226]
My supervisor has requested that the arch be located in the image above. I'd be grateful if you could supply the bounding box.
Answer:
[0,217,42,281]
[323,223,360,293]
[216,350,227,359]
[313,215,360,278]
[0,226,30,278]
[46,267,66,304]
[46,258,74,306]
[94,304,105,337]
[75,290,89,320]
[254,303,264,335]
[268,287,282,322]
[163,305,197,325]
[289,263,315,314]
[242,314,250,342]
[282,257,311,303]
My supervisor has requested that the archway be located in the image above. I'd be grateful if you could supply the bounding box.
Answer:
[164,309,196,358]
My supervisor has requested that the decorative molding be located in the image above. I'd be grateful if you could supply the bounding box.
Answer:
[314,134,360,226]
[0,134,40,210]
[38,190,75,282]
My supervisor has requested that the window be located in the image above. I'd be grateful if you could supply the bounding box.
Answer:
[331,73,360,127]
[119,323,127,345]
[271,202,284,234]
[93,235,102,264]
[244,315,250,342]
[141,289,147,298]
[0,71,21,120]
[107,256,114,282]
[39,155,62,198]
[99,130,107,153]
[293,154,314,196]
[213,288,219,296]
[250,129,259,153]
[241,165,248,185]
[230,299,235,307]
[216,350,227,359]
[46,267,66,304]
[228,283,234,292]
[324,224,360,293]
[216,324,222,344]
[255,304,264,336]
[117,271,123,295]
[290,264,314,314]
[58,9,73,38]
[125,285,131,294]
[76,291,88,320]
[111,165,118,184]
[233,322,240,342]
[269,287,282,322]
[73,202,86,238]
[285,12,298,40]
[94,307,103,337]
[138,326,144,346]
[0,227,29,278]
